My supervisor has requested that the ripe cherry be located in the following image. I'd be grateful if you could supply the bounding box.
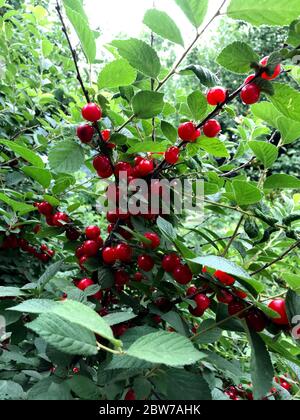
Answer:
[228,301,246,318]
[268,299,289,325]
[137,254,154,272]
[115,243,133,263]
[240,83,261,105]
[85,225,101,240]
[154,297,172,312]
[82,240,99,257]
[35,201,53,216]
[106,211,118,224]
[102,247,117,264]
[33,224,41,234]
[245,309,267,332]
[124,389,136,401]
[101,129,111,142]
[207,87,227,106]
[143,232,160,250]
[66,227,81,241]
[93,155,113,179]
[162,253,181,272]
[135,158,154,177]
[114,270,130,287]
[77,278,102,300]
[165,146,180,164]
[46,215,55,226]
[172,264,193,285]
[79,255,88,269]
[82,103,102,122]
[214,270,235,286]
[77,124,94,143]
[203,119,221,138]
[217,290,234,304]
[76,245,85,259]
[234,289,248,299]
[134,156,143,166]
[52,212,70,227]
[195,293,211,311]
[134,272,143,282]
[114,161,133,177]
[186,285,198,296]
[260,56,281,80]
[178,122,200,142]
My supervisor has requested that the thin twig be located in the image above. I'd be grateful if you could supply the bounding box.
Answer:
[221,215,244,257]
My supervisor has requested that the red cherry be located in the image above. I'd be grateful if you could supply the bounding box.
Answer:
[52,212,70,227]
[93,155,113,179]
[137,254,154,272]
[115,243,133,263]
[112,323,128,337]
[40,244,48,252]
[214,270,235,286]
[37,253,50,263]
[280,380,292,391]
[240,83,261,105]
[72,367,80,374]
[79,255,88,268]
[101,129,111,142]
[107,223,114,234]
[36,201,53,216]
[143,232,160,250]
[246,310,267,332]
[189,304,204,317]
[154,297,172,312]
[66,227,81,241]
[178,122,200,142]
[102,246,117,264]
[82,240,99,257]
[203,119,221,138]
[136,158,154,177]
[124,389,136,401]
[18,238,29,251]
[172,264,193,285]
[114,270,130,287]
[47,249,55,258]
[75,245,85,259]
[165,146,180,164]
[186,285,198,296]
[106,211,118,223]
[234,289,248,300]
[207,87,227,105]
[134,156,143,166]
[228,301,246,318]
[85,225,101,240]
[46,215,55,226]
[114,161,133,177]
[217,290,234,304]
[77,278,102,300]
[134,272,143,282]
[260,56,281,80]
[195,293,211,311]
[162,253,181,272]
[33,224,41,234]
[268,299,289,325]
[76,124,94,143]
[82,103,102,122]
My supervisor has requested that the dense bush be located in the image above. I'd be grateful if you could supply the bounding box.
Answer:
[0,0,300,401]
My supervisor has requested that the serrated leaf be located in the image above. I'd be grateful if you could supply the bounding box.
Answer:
[161,120,177,142]
[268,83,300,122]
[0,193,35,215]
[282,273,300,292]
[199,137,229,158]
[98,59,137,89]
[68,375,101,400]
[127,331,205,367]
[232,180,263,205]
[0,139,44,168]
[189,255,251,280]
[132,91,164,119]
[38,260,65,289]
[187,91,207,120]
[104,311,137,326]
[127,140,169,154]
[174,0,208,28]
[249,141,278,168]
[27,313,98,356]
[48,140,85,173]
[217,42,259,74]
[0,286,25,298]
[143,9,184,46]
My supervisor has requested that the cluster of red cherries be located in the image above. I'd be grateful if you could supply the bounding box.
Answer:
[1,233,55,263]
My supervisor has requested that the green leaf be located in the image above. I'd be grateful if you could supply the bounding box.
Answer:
[143,9,184,46]
[287,19,300,47]
[174,0,208,28]
[27,313,98,356]
[204,350,244,377]
[264,174,300,189]
[217,42,259,74]
[0,286,25,298]
[199,137,229,158]
[127,140,169,154]
[111,38,161,78]
[38,260,65,289]
[249,141,278,168]
[282,273,300,292]
[158,368,211,400]
[0,139,44,168]
[68,375,101,400]
[286,289,300,324]
[157,216,177,241]
[0,381,25,400]
[187,91,208,120]
[179,64,219,87]
[0,193,35,215]
[132,91,164,119]
[161,121,178,142]
[189,255,251,281]
[268,83,300,122]
[21,166,52,188]
[127,331,205,367]
[48,140,85,173]
[247,329,274,400]
[63,4,96,63]
[9,299,59,314]
[98,59,137,89]
[194,319,223,344]
[103,311,137,326]
[232,180,263,205]
[227,0,300,26]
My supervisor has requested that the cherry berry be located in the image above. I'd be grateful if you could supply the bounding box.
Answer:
[162,253,181,272]
[35,201,53,216]
[214,270,235,286]
[172,264,193,285]
[115,243,133,263]
[76,278,102,300]
[165,146,180,165]
[52,212,70,227]
[85,225,101,240]
[82,103,102,122]
[240,83,261,105]
[102,247,117,265]
[82,240,99,257]
[260,56,281,80]
[246,309,267,332]
[207,87,227,106]
[93,155,113,179]
[137,254,154,272]
[268,299,289,325]
[101,129,111,142]
[178,122,200,142]
[77,124,94,143]
[203,119,221,138]
[114,270,130,287]
[135,158,154,177]
[143,232,160,250]
[228,301,246,318]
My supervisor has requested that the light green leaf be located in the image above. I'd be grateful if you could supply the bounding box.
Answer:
[127,140,169,154]
[127,331,205,367]
[9,299,59,314]
[161,121,178,142]
[103,311,137,326]
[174,0,208,28]
[287,19,300,47]
[217,42,259,74]
[268,83,300,122]
[143,9,184,46]
[282,273,300,292]
[0,286,25,298]
[132,91,164,119]
[111,38,161,78]
[48,140,85,173]
[98,59,137,89]
[21,166,52,188]
[187,91,207,120]
[27,313,98,356]
[264,174,300,189]
[0,139,44,168]
[227,0,300,26]
[38,260,65,289]
[0,193,35,215]
[199,137,229,158]
[249,141,278,168]
[189,255,251,280]
[232,180,263,205]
